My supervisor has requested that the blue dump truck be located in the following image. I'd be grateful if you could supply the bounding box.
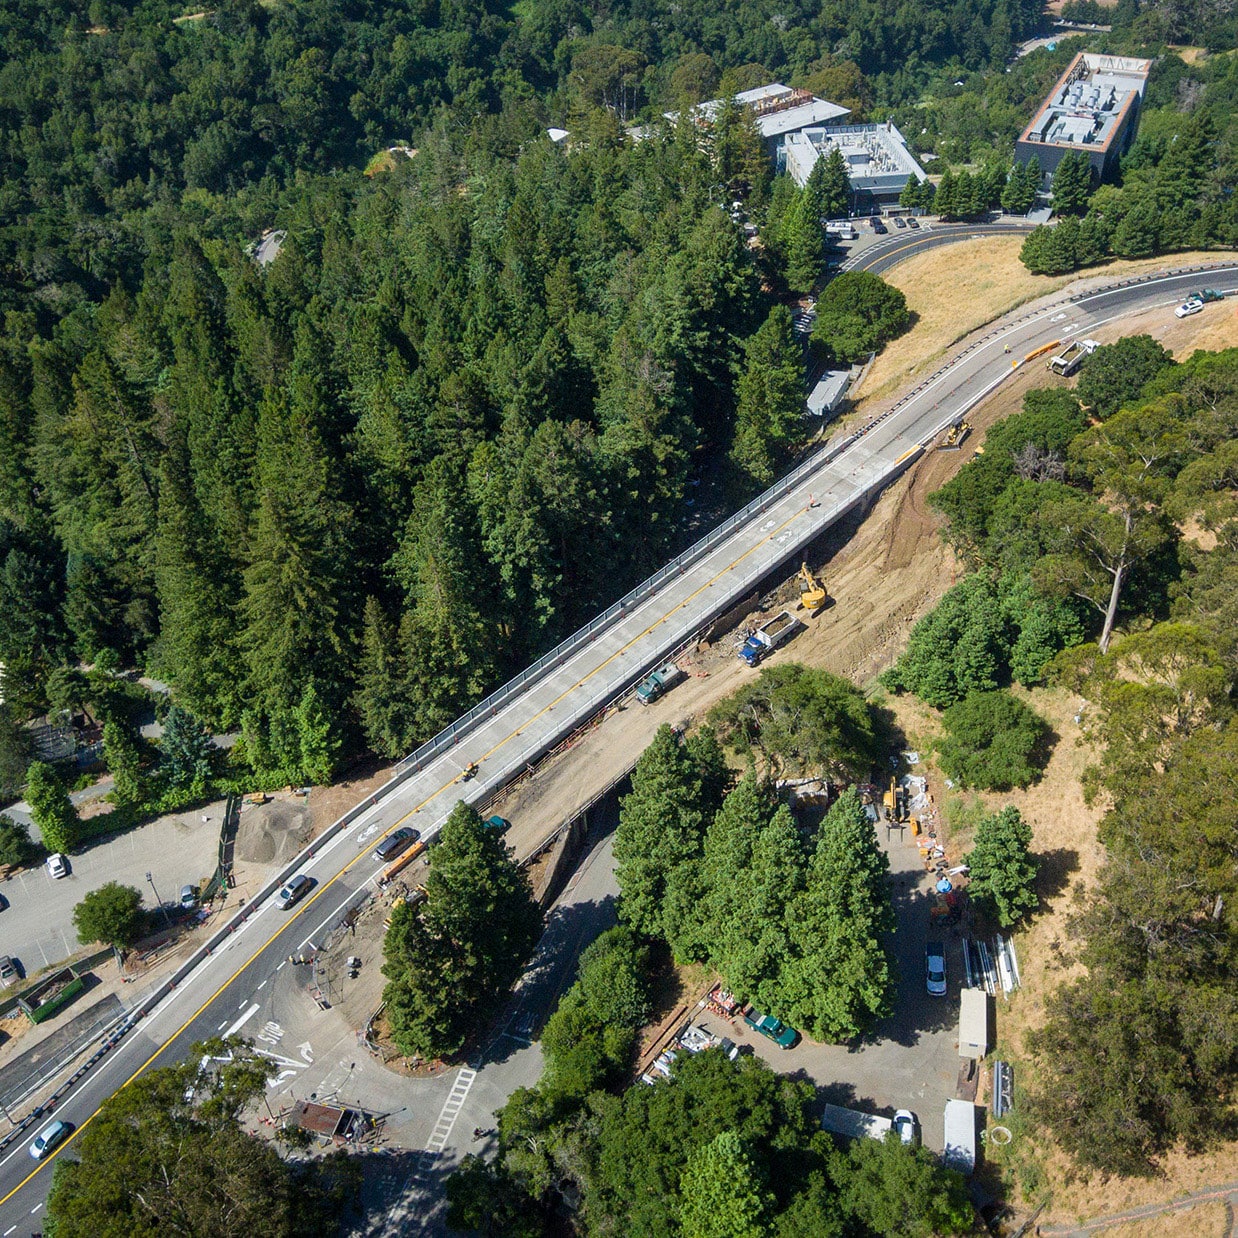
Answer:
[738,611,801,667]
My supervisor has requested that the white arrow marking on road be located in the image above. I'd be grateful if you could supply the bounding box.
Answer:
[224,1003,260,1037]
[256,1050,305,1070]
[298,1042,314,1063]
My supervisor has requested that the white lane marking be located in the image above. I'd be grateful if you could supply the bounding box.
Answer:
[257,980,266,989]
[217,1020,227,1030]
[30,1204,42,1214]
[238,998,247,1008]
[276,961,287,971]
[224,1003,260,1037]
[7,1222,19,1233]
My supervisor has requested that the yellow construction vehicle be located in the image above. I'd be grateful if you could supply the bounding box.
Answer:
[940,421,972,450]
[796,562,828,613]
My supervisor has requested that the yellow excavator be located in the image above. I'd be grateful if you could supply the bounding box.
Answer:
[796,562,828,614]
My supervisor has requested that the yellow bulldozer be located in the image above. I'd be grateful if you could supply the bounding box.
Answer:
[796,562,828,614]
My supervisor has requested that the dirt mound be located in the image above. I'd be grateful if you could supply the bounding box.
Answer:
[235,800,312,866]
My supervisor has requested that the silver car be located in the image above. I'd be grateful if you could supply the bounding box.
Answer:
[276,874,312,910]
[29,1119,71,1159]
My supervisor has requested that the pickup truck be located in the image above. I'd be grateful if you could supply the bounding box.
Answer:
[1193,288,1226,303]
[636,662,685,705]
[738,611,800,667]
[743,1009,800,1048]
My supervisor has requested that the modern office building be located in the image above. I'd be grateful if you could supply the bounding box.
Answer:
[672,83,851,159]
[1015,52,1153,182]
[782,121,928,209]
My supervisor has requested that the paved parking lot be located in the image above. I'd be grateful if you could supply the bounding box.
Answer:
[0,802,225,975]
[683,816,963,1152]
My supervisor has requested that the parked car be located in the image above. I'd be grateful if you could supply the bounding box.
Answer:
[373,827,419,863]
[872,220,888,234]
[1175,298,1205,318]
[926,942,947,997]
[45,852,69,879]
[893,1109,921,1146]
[29,1119,72,1160]
[907,216,920,229]
[743,1009,800,1048]
[0,955,18,988]
[179,884,199,910]
[276,874,312,910]
[0,892,7,910]
[484,816,512,833]
[893,215,907,228]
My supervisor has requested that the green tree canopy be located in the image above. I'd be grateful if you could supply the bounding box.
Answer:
[964,805,1039,925]
[72,881,147,948]
[729,306,807,488]
[811,272,910,365]
[158,705,217,795]
[784,788,895,1040]
[706,662,882,781]
[678,1130,771,1238]
[613,725,730,951]
[832,1136,973,1237]
[937,690,1050,791]
[1076,335,1175,420]
[381,801,542,1060]
[24,760,79,853]
[1050,149,1093,215]
[44,1041,357,1236]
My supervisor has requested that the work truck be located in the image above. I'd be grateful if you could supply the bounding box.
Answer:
[636,662,685,705]
[1047,338,1099,376]
[738,612,800,667]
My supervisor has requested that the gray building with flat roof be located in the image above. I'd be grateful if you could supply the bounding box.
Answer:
[1015,52,1152,183]
[782,121,927,209]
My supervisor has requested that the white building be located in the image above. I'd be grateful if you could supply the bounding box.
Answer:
[783,121,927,209]
[668,83,851,159]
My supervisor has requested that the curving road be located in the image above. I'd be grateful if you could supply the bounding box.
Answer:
[0,260,1234,1230]
[843,219,1038,275]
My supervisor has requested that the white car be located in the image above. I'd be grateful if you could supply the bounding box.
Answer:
[45,852,69,879]
[1175,298,1204,318]
[893,1109,921,1146]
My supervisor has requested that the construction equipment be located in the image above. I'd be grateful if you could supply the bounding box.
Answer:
[636,662,685,705]
[796,562,828,613]
[738,612,801,667]
[882,776,909,822]
[939,421,971,450]
[1047,338,1099,376]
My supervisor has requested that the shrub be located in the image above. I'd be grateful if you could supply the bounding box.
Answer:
[964,806,1039,925]
[937,690,1050,790]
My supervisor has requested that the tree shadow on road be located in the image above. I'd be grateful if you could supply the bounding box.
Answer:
[472,893,619,1071]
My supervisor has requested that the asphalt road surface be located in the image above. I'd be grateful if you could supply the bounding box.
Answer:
[842,219,1037,275]
[0,261,1234,1230]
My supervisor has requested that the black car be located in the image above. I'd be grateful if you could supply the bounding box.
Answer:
[872,220,888,234]
[907,216,920,229]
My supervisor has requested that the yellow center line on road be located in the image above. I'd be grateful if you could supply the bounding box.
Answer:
[0,485,821,1210]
